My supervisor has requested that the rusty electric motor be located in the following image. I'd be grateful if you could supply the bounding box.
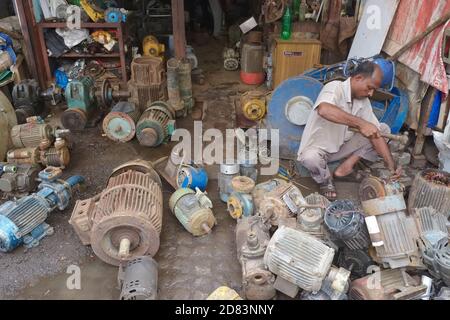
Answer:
[69,160,163,266]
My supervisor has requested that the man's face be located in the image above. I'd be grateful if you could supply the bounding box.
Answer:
[352,67,383,99]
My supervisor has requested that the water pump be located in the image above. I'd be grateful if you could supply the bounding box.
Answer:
[0,167,84,252]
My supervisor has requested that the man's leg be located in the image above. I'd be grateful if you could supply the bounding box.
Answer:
[298,147,337,199]
[331,123,391,177]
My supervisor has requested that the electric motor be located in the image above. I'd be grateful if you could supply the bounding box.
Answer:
[252,179,286,212]
[227,176,255,219]
[324,200,370,250]
[264,226,335,294]
[297,193,329,239]
[0,167,84,252]
[349,269,427,300]
[167,58,185,118]
[178,59,194,114]
[70,164,163,266]
[259,183,307,227]
[129,57,167,112]
[176,166,208,192]
[7,147,40,166]
[235,216,276,300]
[142,35,165,58]
[169,188,216,236]
[136,101,174,147]
[360,176,422,269]
[119,256,158,300]
[12,80,42,124]
[408,169,450,216]
[337,248,374,279]
[62,76,97,131]
[223,47,239,71]
[218,164,241,203]
[11,122,54,149]
[103,101,141,143]
[0,163,41,196]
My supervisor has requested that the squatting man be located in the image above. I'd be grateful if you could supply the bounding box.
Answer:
[297,61,402,200]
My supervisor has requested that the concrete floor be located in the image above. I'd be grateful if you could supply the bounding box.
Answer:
[0,38,361,300]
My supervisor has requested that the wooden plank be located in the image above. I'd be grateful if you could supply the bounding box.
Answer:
[172,0,186,59]
[13,0,39,83]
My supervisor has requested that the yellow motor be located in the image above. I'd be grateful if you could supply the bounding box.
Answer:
[143,36,165,58]
[241,91,267,121]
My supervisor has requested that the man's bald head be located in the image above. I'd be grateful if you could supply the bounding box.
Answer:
[350,61,384,99]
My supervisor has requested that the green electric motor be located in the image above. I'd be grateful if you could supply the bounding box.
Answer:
[62,76,97,131]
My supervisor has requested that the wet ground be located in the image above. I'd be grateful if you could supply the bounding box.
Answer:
[0,37,360,300]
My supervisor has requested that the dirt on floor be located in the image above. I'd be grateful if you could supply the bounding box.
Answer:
[0,37,361,300]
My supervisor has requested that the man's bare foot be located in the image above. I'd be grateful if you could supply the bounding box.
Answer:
[334,154,361,178]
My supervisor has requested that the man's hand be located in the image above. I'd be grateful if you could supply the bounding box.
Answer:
[389,167,403,181]
[358,121,380,139]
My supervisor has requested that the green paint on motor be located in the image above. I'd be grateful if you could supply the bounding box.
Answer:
[62,76,97,131]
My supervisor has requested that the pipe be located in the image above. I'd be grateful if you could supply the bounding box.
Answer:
[66,176,85,188]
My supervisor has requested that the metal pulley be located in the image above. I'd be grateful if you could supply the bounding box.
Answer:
[241,91,267,122]
[96,78,131,108]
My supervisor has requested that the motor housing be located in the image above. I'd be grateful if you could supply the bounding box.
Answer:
[119,256,158,300]
[136,101,175,147]
[236,216,276,300]
[0,167,84,252]
[69,161,163,266]
[0,163,41,196]
[169,188,216,236]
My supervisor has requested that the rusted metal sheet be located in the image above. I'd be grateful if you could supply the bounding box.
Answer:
[383,0,450,94]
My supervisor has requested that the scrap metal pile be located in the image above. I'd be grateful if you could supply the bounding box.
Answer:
[213,168,450,301]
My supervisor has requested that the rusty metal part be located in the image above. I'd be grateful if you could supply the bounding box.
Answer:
[166,58,185,118]
[103,102,141,143]
[40,146,70,169]
[360,176,422,269]
[7,147,40,165]
[0,90,17,129]
[60,108,88,132]
[297,193,329,239]
[178,59,194,114]
[128,80,168,113]
[231,176,256,194]
[264,226,335,294]
[110,159,162,187]
[0,91,17,161]
[258,183,307,227]
[349,269,427,300]
[11,122,54,149]
[320,267,351,300]
[70,169,163,266]
[252,179,287,213]
[131,57,165,86]
[408,169,450,217]
[263,0,285,23]
[324,200,371,250]
[96,79,131,108]
[236,216,276,300]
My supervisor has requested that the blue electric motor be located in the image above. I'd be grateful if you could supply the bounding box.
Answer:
[177,165,208,192]
[0,168,84,252]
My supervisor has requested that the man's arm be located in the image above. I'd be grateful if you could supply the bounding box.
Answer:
[317,103,396,172]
